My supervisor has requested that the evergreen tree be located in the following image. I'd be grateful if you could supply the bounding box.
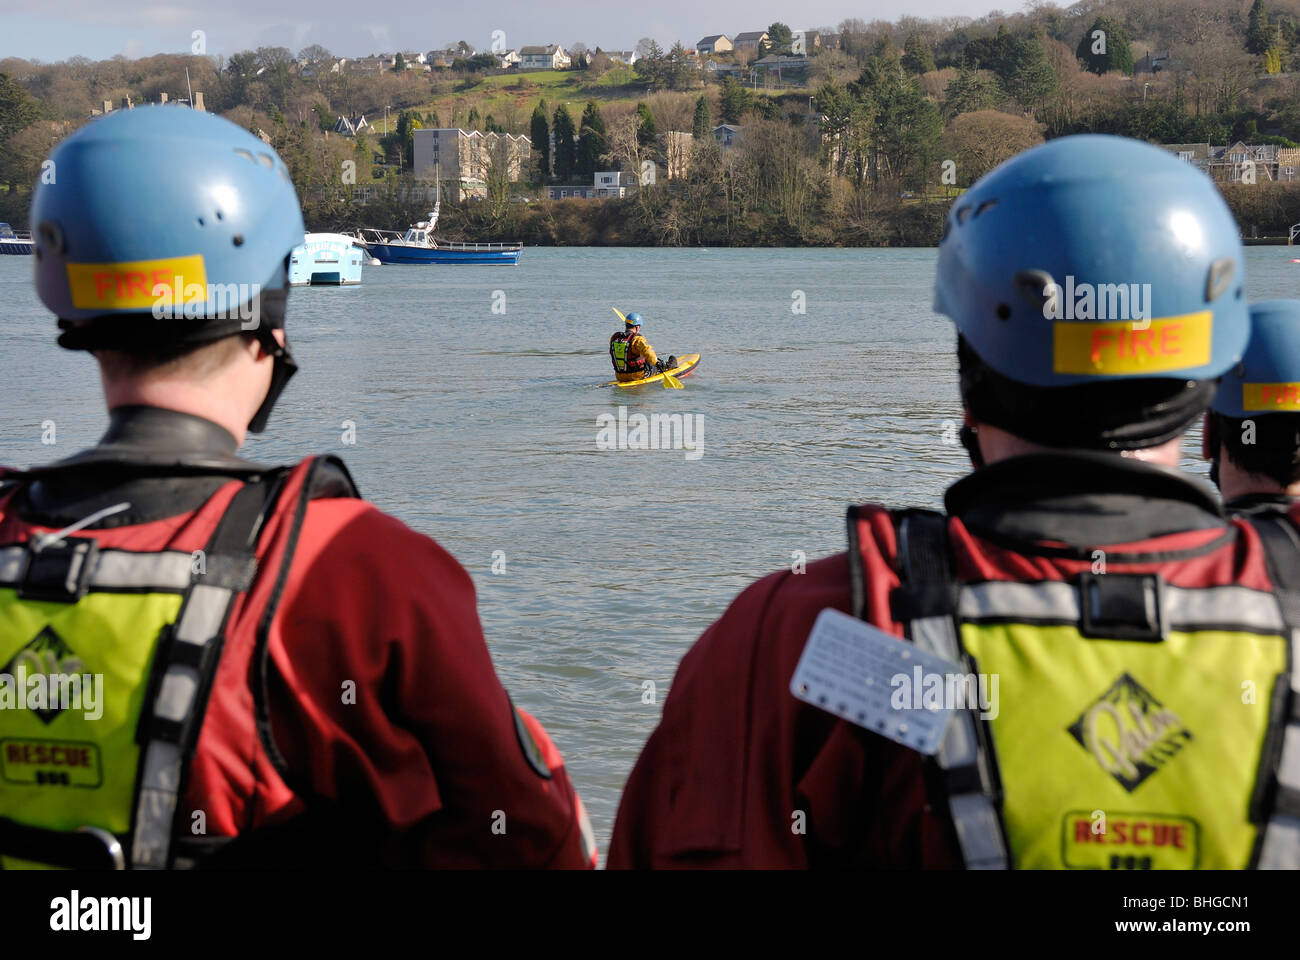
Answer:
[901,33,936,74]
[692,95,712,138]
[1248,0,1272,55]
[394,52,406,72]
[853,57,943,189]
[467,106,481,130]
[763,23,794,57]
[635,102,657,147]
[720,76,753,123]
[1076,17,1134,75]
[530,99,550,178]
[944,59,999,118]
[1003,34,1058,109]
[552,103,578,180]
[577,100,606,179]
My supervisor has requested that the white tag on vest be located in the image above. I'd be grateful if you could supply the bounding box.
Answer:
[790,608,960,756]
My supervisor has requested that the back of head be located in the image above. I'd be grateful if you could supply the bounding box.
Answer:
[30,105,306,432]
[934,134,1248,451]
[1210,299,1300,491]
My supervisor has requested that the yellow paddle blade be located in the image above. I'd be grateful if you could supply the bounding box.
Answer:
[612,307,628,323]
[662,370,684,389]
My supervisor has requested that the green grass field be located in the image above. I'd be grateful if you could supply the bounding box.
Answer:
[415,67,682,129]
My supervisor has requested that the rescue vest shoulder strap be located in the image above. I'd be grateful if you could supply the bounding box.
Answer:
[1241,512,1300,869]
[130,469,290,870]
[847,506,1010,869]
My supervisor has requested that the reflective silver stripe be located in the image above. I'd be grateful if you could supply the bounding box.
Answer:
[912,615,961,661]
[1257,817,1300,869]
[938,710,978,768]
[175,585,233,644]
[0,544,193,592]
[959,581,1286,633]
[92,551,193,590]
[131,741,183,870]
[154,667,200,723]
[0,547,23,583]
[1258,630,1300,869]
[949,794,1008,869]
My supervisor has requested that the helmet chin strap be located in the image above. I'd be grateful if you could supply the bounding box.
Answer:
[960,424,985,469]
[1205,415,1222,492]
[247,286,296,434]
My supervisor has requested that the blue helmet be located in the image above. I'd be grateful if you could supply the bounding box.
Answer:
[31,106,305,432]
[935,135,1248,389]
[1212,300,1300,418]
[32,105,304,326]
[625,312,642,326]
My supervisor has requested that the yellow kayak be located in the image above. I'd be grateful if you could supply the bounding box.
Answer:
[602,353,700,388]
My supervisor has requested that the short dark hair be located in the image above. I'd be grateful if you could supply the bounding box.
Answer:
[95,333,253,382]
[957,335,1215,451]
[1209,412,1300,488]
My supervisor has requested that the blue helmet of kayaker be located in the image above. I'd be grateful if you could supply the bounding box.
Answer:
[30,105,305,432]
[1212,300,1300,419]
[934,134,1248,452]
[625,312,642,328]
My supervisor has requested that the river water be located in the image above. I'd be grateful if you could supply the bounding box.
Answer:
[2,247,1298,854]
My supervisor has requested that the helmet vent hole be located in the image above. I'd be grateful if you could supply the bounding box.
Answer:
[974,199,998,217]
[956,206,972,224]
[996,303,1012,320]
[197,217,205,227]
[1205,256,1236,302]
[215,210,224,221]
[232,234,244,247]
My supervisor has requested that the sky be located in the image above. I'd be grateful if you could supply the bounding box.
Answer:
[1,0,1017,62]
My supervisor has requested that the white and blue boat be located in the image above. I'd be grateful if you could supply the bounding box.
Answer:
[354,200,522,266]
[289,233,368,285]
[0,223,33,255]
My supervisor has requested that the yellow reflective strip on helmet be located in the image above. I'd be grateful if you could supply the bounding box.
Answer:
[1052,312,1212,376]
[65,255,207,311]
[1242,382,1300,412]
[0,587,183,868]
[960,621,1286,869]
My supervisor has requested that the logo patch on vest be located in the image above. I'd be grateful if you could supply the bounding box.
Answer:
[1067,673,1193,792]
[2,626,87,725]
[1061,810,1199,870]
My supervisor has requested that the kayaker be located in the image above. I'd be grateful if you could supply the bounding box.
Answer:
[610,313,675,382]
[609,135,1300,869]
[1204,298,1300,585]
[0,106,597,870]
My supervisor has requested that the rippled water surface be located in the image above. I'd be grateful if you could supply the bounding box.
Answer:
[3,247,1297,852]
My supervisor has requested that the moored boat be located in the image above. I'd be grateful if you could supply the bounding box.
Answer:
[289,233,366,285]
[0,223,33,255]
[353,199,522,265]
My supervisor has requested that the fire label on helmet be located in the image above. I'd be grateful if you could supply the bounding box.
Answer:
[1052,312,1212,375]
[66,255,208,310]
[1242,382,1300,411]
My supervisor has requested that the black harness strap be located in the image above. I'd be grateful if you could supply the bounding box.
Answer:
[128,470,287,870]
[848,506,1009,869]
[1242,512,1300,868]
